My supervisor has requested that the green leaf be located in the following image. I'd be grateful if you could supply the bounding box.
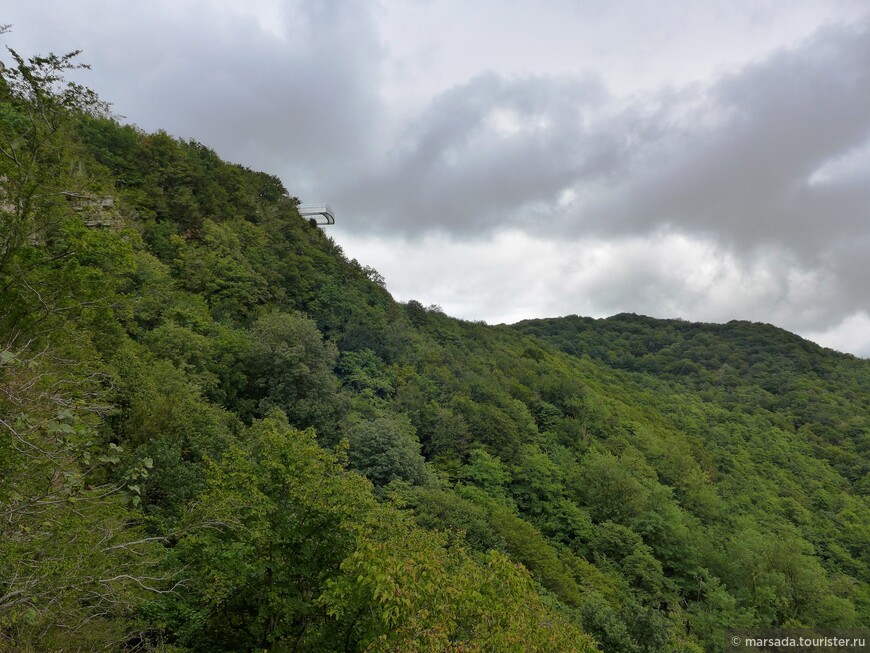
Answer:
[48,421,75,434]
[23,608,38,625]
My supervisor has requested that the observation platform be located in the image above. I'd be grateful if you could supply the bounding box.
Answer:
[297,203,335,225]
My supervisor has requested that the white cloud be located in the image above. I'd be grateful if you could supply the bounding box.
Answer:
[333,228,841,337]
[376,0,870,107]
[808,137,870,186]
[805,312,870,357]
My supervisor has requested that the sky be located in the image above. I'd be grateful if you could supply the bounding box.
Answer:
[4,1,870,356]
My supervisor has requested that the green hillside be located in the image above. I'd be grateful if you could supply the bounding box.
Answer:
[514,313,869,488]
[1,46,868,652]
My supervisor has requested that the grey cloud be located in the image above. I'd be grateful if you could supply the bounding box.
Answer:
[5,0,385,192]
[825,233,870,308]
[582,22,870,253]
[338,19,870,250]
[336,72,614,235]
[569,22,870,332]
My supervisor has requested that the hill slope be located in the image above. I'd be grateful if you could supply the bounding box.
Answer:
[515,313,869,487]
[1,47,868,652]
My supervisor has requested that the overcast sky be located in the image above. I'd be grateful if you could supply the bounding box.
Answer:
[5,1,870,356]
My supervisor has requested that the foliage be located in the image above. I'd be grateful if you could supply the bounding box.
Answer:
[165,413,375,650]
[2,36,869,653]
[246,311,339,430]
[344,413,430,487]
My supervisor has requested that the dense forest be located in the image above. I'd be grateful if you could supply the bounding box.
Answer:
[1,42,868,652]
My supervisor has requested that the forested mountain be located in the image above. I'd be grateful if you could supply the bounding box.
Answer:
[1,45,868,652]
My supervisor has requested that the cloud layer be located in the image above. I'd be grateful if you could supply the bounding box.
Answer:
[340,21,870,250]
